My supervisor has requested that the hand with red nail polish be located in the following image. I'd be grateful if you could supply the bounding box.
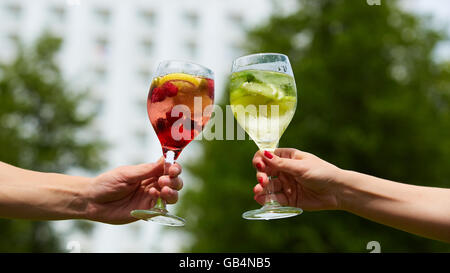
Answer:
[256,163,262,171]
[264,151,274,159]
[252,148,342,211]
[253,148,450,242]
[257,176,264,186]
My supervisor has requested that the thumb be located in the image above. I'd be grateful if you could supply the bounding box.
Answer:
[117,159,165,182]
[261,150,303,177]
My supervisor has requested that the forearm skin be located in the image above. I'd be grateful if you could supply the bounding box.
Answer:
[0,162,90,221]
[336,170,450,242]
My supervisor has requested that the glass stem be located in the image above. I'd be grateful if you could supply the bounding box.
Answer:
[262,147,280,207]
[153,197,166,211]
[265,175,280,207]
[154,150,175,212]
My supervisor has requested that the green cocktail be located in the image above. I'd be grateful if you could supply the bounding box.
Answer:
[230,70,297,151]
[230,53,302,220]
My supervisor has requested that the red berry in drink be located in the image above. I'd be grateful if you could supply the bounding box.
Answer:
[165,109,183,125]
[162,82,178,97]
[206,79,214,100]
[156,118,167,131]
[159,127,189,149]
[147,73,214,160]
[151,87,166,102]
[190,119,196,131]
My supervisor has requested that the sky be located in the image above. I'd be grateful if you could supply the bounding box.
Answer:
[402,0,450,60]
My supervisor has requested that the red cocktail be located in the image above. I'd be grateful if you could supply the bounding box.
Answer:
[131,61,214,226]
[148,73,214,159]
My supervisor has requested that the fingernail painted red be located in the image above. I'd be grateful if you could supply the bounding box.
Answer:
[264,151,273,159]
[256,163,262,170]
[258,177,264,186]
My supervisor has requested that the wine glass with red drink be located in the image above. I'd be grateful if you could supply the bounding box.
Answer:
[131,60,214,226]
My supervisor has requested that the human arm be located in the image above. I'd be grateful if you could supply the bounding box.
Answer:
[0,159,182,224]
[252,149,450,242]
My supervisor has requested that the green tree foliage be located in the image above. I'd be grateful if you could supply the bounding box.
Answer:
[0,34,106,252]
[178,0,450,252]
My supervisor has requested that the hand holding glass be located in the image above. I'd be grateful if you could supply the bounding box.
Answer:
[230,53,302,220]
[131,60,214,226]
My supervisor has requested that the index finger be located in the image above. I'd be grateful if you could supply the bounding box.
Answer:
[158,176,183,191]
[252,150,266,171]
[168,162,182,178]
[274,148,309,160]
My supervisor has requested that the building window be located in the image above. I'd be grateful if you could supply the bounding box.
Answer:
[94,8,111,25]
[135,128,147,147]
[229,13,244,28]
[229,42,243,58]
[7,33,19,44]
[185,41,197,58]
[50,5,66,23]
[139,10,155,27]
[95,36,109,56]
[138,68,152,84]
[93,66,107,83]
[5,3,22,19]
[140,39,153,57]
[184,12,198,28]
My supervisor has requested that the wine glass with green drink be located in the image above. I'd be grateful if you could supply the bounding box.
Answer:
[230,53,302,220]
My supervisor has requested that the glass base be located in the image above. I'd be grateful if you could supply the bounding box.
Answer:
[242,203,302,220]
[131,209,185,227]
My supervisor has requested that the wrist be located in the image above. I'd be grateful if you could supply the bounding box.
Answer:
[69,175,94,220]
[33,172,93,220]
[333,169,358,211]
[77,177,96,221]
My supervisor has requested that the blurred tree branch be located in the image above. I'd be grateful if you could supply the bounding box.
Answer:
[0,32,106,252]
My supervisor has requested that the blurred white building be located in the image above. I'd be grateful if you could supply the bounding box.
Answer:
[0,0,275,252]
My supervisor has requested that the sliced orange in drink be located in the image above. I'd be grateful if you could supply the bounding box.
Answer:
[159,73,202,87]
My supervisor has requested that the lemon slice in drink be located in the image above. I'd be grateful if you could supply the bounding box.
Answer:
[240,82,285,100]
[159,73,202,87]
